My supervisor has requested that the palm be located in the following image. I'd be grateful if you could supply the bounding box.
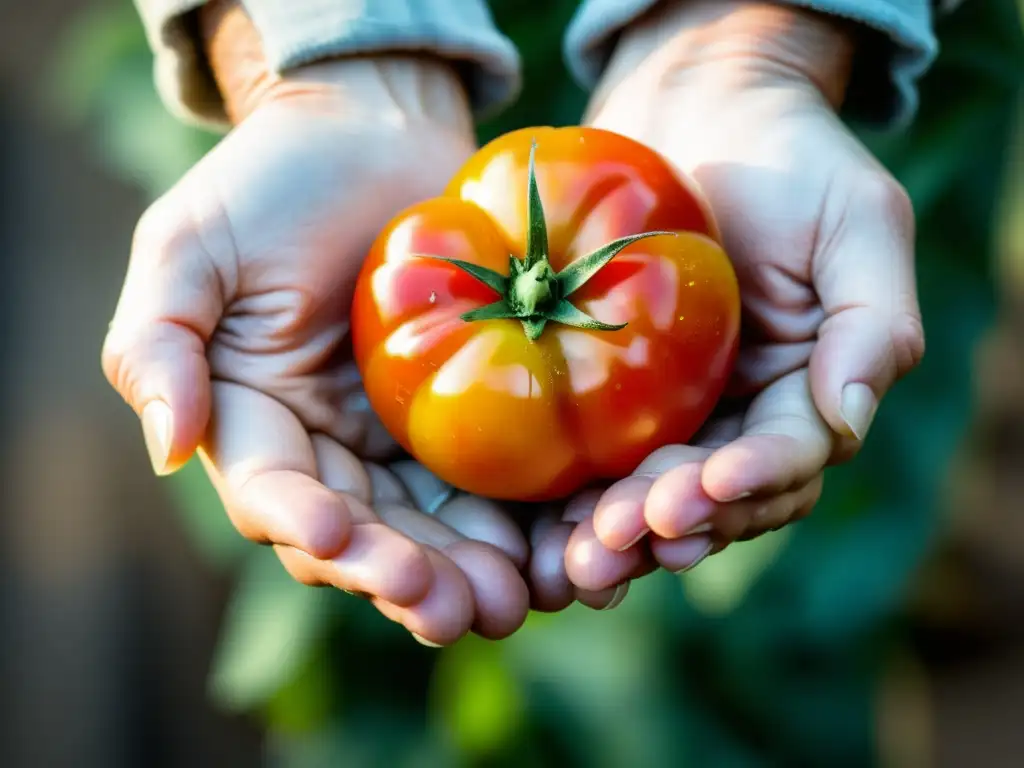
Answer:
[108,98,555,642]
[554,71,881,591]
[201,101,466,450]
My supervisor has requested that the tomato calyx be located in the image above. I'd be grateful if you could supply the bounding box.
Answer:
[417,142,676,341]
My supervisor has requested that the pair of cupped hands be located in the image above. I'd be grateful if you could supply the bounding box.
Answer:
[103,1,924,645]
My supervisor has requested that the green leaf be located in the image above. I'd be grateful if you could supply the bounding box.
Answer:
[523,141,549,268]
[544,300,626,331]
[558,231,676,297]
[208,548,334,712]
[460,299,519,322]
[431,636,525,757]
[415,254,507,294]
[264,650,335,735]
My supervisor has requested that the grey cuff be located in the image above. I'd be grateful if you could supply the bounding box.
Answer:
[133,0,222,127]
[133,0,522,128]
[564,0,955,130]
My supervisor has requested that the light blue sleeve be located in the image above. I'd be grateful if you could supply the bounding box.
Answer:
[133,0,521,127]
[564,0,967,128]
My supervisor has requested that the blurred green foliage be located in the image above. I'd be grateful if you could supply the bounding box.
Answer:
[53,1,1023,765]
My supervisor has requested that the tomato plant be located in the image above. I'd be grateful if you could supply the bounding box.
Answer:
[351,126,740,501]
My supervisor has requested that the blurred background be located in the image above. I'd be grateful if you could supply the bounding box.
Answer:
[1,0,1023,766]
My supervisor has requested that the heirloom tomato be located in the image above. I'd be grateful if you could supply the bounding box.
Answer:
[351,127,740,501]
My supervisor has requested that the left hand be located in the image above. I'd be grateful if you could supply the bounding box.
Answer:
[551,0,925,592]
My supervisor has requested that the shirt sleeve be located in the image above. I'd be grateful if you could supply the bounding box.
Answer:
[563,0,970,129]
[132,0,522,129]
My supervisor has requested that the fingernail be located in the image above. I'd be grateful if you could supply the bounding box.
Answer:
[600,583,629,611]
[617,527,649,551]
[411,633,443,648]
[721,491,752,503]
[840,383,878,441]
[684,522,714,536]
[141,401,173,475]
[673,536,714,573]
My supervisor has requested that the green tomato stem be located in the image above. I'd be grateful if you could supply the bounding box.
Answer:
[414,137,678,341]
[509,260,559,317]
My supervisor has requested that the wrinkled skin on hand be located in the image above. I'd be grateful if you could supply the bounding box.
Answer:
[102,57,628,646]
[552,1,925,595]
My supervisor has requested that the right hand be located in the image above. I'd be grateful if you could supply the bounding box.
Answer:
[102,4,539,645]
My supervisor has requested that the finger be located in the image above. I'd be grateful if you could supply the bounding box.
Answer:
[650,535,716,573]
[375,503,467,551]
[565,514,645,593]
[389,461,531,568]
[811,173,924,442]
[310,434,374,509]
[445,540,530,639]
[274,545,332,587]
[273,523,433,606]
[634,443,715,475]
[365,462,414,506]
[328,361,400,460]
[592,445,712,551]
[564,489,604,523]
[102,200,224,474]
[590,476,654,552]
[575,583,629,611]
[376,504,527,640]
[700,370,832,502]
[371,547,475,647]
[646,469,822,556]
[644,466,787,542]
[435,496,530,569]
[736,474,824,540]
[199,382,352,560]
[643,463,720,539]
[691,412,744,449]
[527,519,576,612]
[728,341,815,396]
[389,460,454,515]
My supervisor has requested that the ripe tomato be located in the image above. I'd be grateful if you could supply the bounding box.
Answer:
[351,126,740,501]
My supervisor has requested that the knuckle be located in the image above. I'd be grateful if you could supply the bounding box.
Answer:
[864,173,913,221]
[133,200,179,257]
[861,173,914,230]
[891,310,926,377]
[100,335,125,395]
[101,325,148,411]
[132,195,214,278]
[101,321,195,411]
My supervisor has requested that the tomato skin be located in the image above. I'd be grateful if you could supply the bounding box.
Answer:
[351,126,740,501]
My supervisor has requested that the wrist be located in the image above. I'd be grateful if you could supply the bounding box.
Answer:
[199,0,473,135]
[595,0,855,110]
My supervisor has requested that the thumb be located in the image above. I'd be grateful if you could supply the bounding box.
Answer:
[810,172,925,443]
[102,201,225,474]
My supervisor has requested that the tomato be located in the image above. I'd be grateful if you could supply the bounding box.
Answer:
[351,126,740,501]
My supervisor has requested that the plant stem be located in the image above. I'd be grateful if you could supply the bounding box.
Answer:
[509,261,559,316]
